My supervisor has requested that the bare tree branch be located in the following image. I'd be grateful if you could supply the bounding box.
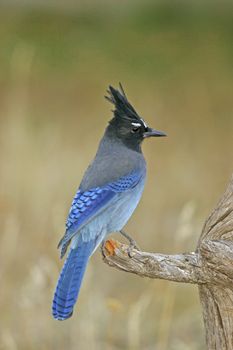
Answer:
[103,240,205,283]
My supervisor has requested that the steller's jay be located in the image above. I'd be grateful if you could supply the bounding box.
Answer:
[52,84,166,320]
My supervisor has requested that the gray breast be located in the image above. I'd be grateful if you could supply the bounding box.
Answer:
[80,136,146,191]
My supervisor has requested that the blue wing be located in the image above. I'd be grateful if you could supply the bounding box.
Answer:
[58,171,143,258]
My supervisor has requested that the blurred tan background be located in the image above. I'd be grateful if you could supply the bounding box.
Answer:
[0,1,233,349]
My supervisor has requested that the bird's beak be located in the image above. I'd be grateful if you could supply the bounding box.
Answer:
[143,127,167,138]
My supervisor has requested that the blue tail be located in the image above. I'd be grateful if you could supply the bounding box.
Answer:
[52,240,95,320]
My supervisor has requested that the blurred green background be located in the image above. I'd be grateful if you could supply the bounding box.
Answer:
[0,1,232,349]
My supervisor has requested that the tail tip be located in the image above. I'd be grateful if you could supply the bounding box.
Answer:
[52,309,73,321]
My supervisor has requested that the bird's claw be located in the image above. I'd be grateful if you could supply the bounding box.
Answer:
[119,230,140,257]
[101,232,140,259]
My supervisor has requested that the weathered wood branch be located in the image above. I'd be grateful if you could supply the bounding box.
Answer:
[103,241,204,283]
[102,174,233,350]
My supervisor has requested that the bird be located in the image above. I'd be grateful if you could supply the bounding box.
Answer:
[52,84,166,320]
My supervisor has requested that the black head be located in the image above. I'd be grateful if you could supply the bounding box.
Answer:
[105,84,166,150]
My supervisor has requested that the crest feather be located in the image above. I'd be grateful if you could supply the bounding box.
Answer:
[105,83,140,121]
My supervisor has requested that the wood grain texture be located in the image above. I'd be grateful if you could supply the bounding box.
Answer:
[103,174,233,349]
[198,175,233,349]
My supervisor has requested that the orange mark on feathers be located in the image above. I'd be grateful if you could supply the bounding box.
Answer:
[104,239,120,256]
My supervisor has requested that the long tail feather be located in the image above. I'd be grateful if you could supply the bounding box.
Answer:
[52,240,95,320]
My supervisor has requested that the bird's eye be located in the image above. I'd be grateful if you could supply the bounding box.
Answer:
[131,126,140,133]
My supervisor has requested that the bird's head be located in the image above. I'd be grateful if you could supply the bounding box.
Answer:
[105,84,166,150]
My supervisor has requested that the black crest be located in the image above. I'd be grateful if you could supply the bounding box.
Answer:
[105,84,141,121]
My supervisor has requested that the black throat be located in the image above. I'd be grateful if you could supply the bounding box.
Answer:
[105,122,143,153]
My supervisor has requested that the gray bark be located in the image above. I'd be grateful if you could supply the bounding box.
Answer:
[103,174,233,349]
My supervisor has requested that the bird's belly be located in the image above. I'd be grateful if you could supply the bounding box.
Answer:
[106,179,145,232]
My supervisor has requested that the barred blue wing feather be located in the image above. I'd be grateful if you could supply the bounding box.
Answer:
[58,171,144,258]
[66,188,114,231]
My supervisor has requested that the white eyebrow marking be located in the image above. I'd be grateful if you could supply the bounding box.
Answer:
[131,122,141,127]
[140,118,148,128]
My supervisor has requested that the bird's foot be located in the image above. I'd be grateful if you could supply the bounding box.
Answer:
[119,230,140,257]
